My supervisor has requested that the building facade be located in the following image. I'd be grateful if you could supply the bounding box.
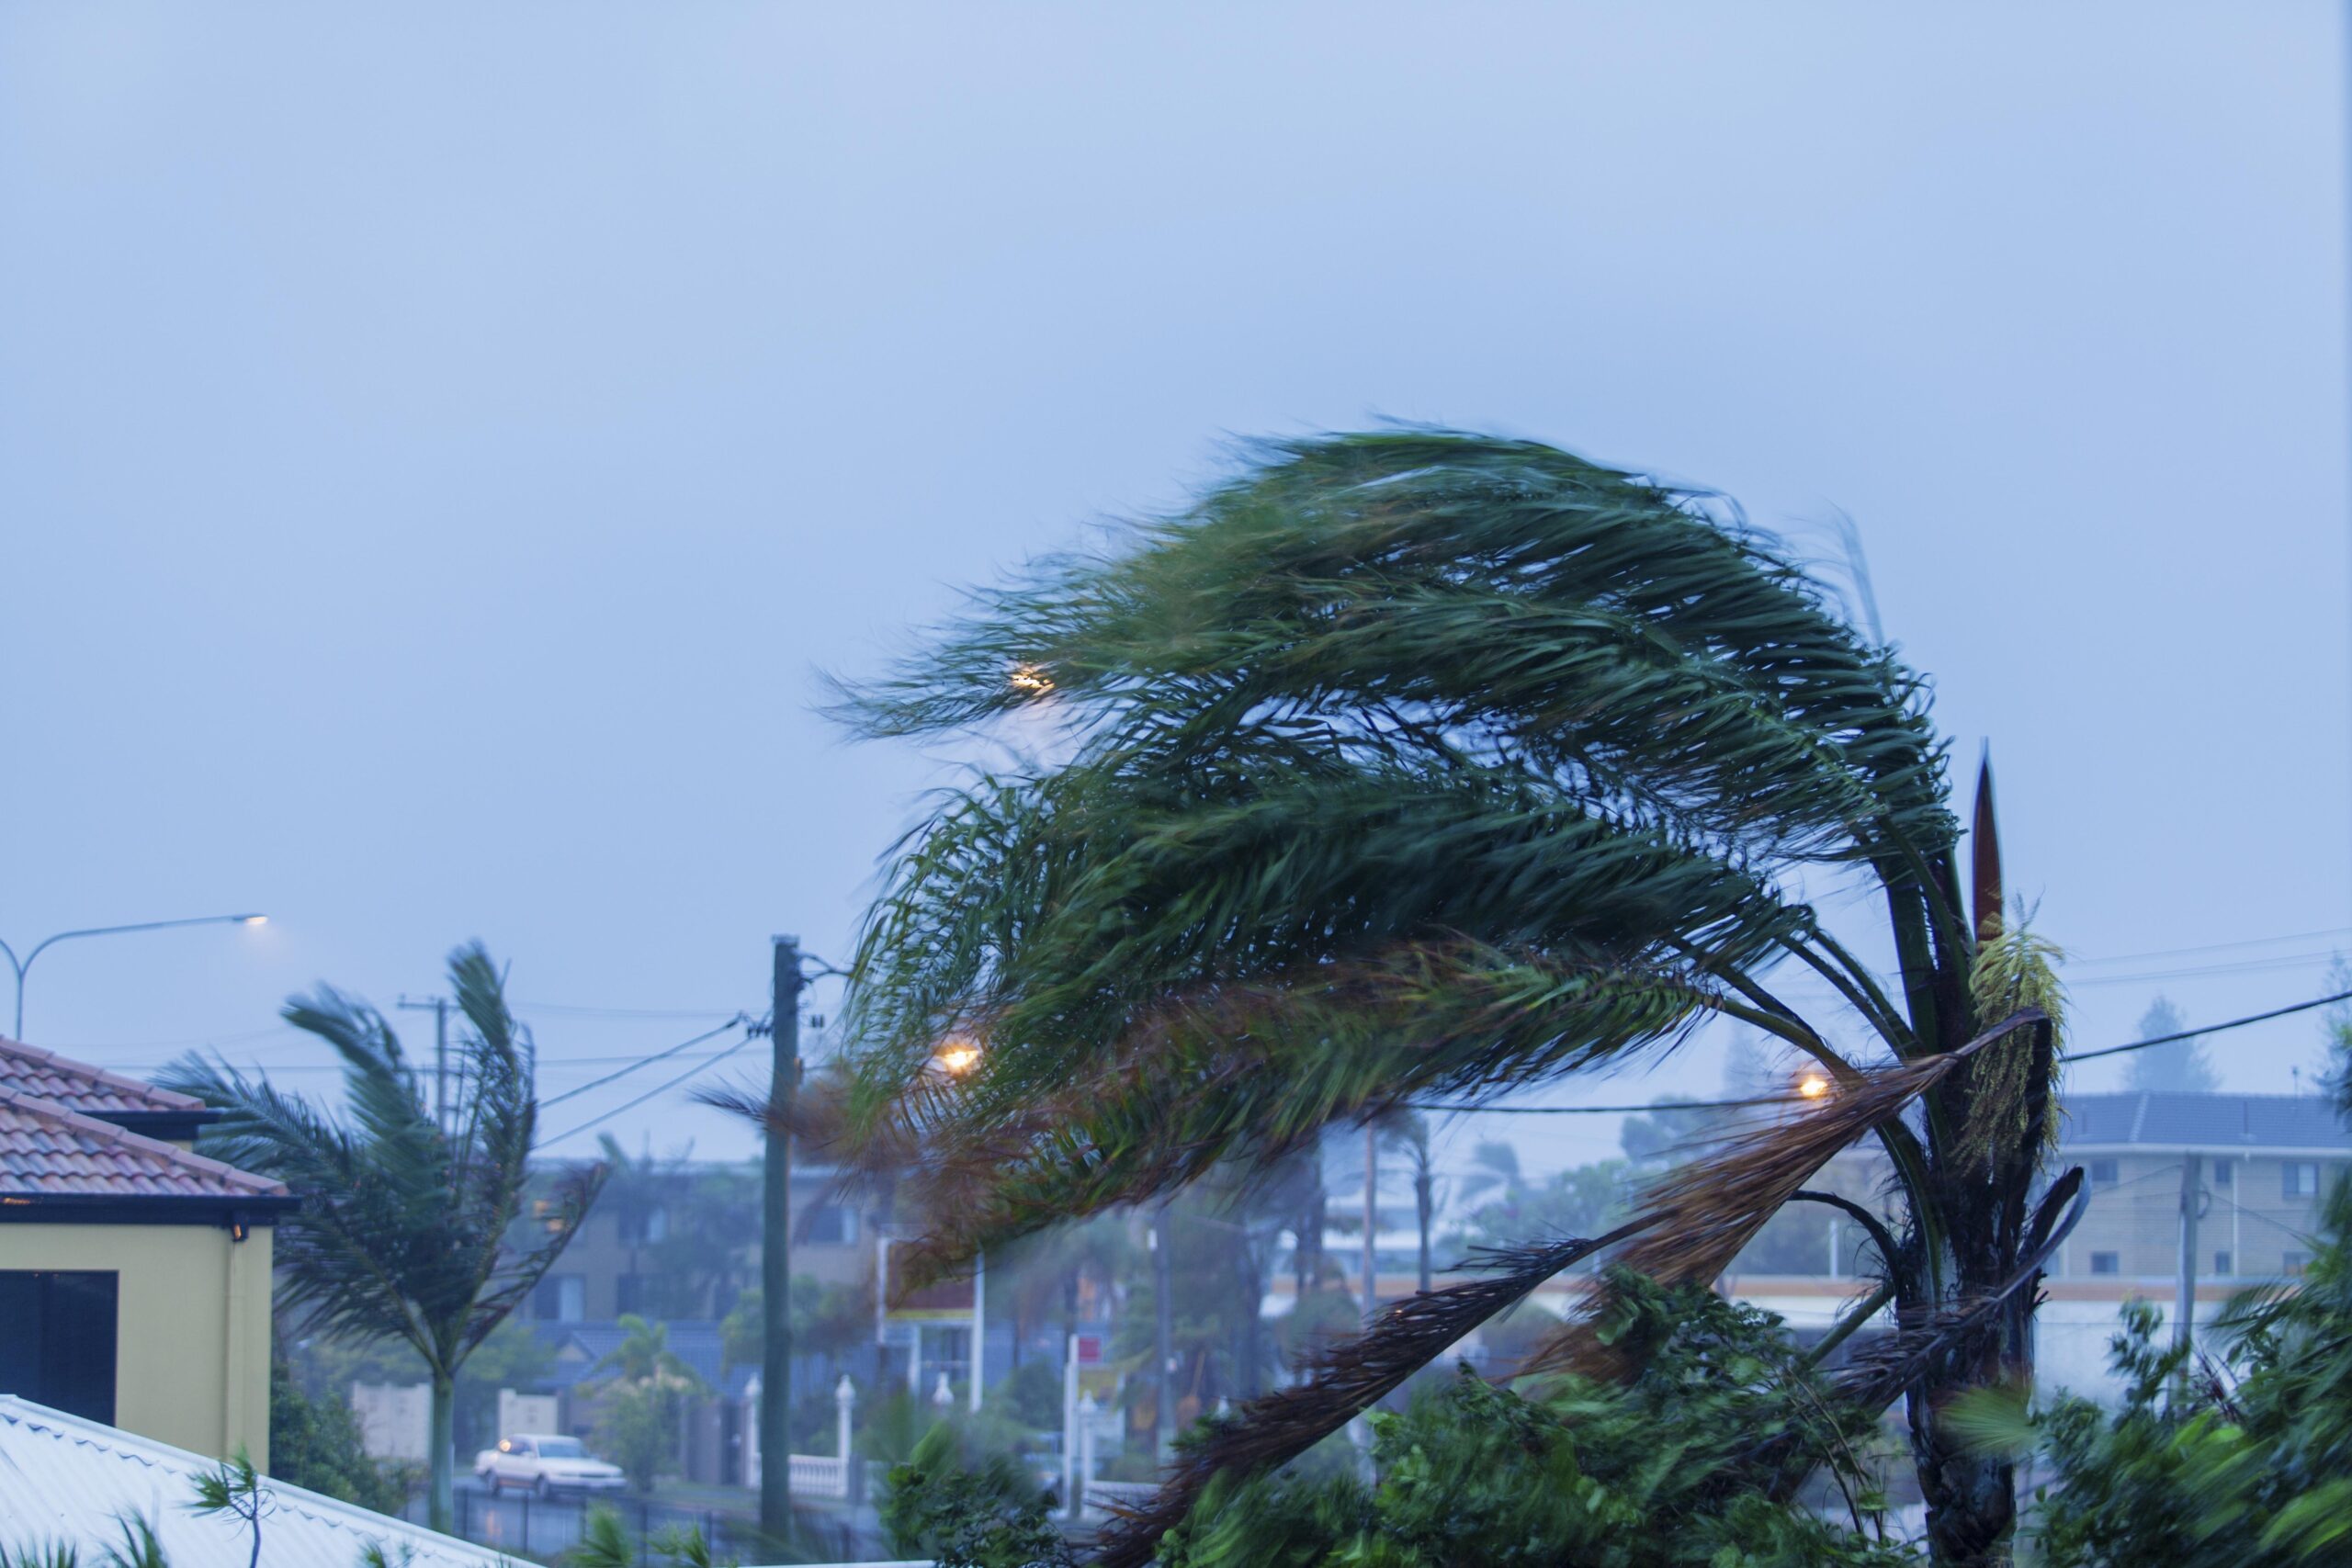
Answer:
[2031,1089,2352,1398]
[0,1040,292,1467]
[522,1156,870,1325]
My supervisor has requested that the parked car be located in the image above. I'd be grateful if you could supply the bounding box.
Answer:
[474,1433,628,1497]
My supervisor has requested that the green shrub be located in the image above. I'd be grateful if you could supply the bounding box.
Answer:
[2029,1197,2352,1565]
[1155,1275,1914,1568]
[880,1420,1072,1568]
[268,1358,403,1515]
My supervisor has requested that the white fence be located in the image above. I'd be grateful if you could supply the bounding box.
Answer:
[789,1452,851,1500]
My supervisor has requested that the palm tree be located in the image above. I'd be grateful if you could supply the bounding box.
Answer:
[1450,1140,1523,1217]
[826,432,2076,1566]
[1377,1112,1440,1295]
[593,1314,704,1389]
[164,942,602,1534]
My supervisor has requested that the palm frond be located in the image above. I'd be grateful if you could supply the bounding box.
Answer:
[1091,1221,1657,1568]
[1527,1010,2046,1378]
[162,945,600,1372]
[839,430,1952,867]
[872,942,1736,1286]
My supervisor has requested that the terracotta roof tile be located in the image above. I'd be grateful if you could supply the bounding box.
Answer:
[0,1038,206,1117]
[0,1090,286,1201]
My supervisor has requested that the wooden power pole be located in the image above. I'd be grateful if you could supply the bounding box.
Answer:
[760,936,803,1540]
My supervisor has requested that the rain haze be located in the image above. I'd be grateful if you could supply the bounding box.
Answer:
[4,4,2346,1181]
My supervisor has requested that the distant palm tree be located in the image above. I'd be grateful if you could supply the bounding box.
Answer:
[823,432,2079,1566]
[1377,1112,1441,1294]
[1450,1141,1524,1217]
[594,1314,705,1391]
[164,943,602,1534]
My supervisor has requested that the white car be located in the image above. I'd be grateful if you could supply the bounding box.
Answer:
[474,1433,627,1498]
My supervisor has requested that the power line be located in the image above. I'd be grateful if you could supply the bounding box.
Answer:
[537,1015,750,1109]
[537,1027,757,1149]
[1413,988,2352,1114]
[2068,926,2352,967]
[514,1006,742,1020]
[2066,952,2343,987]
[2065,989,2352,1063]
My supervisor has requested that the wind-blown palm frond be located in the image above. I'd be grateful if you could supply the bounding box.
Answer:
[842,432,1951,863]
[1091,1220,1658,1568]
[842,746,1817,1280]
[1528,1010,2044,1379]
[158,942,603,1533]
[816,430,2068,1563]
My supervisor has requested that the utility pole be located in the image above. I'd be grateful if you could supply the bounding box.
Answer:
[395,996,451,1132]
[1152,1206,1174,1457]
[760,937,803,1542]
[1363,1125,1379,1326]
[2176,1153,2203,1359]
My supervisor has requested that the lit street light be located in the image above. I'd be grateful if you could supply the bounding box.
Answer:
[0,913,267,1040]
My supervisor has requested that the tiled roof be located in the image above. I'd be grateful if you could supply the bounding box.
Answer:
[2060,1091,2352,1152]
[0,1036,206,1116]
[0,1089,287,1201]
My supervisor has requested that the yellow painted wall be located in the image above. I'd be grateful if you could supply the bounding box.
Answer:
[0,1223,272,1469]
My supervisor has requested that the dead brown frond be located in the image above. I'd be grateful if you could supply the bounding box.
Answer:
[1525,1010,2047,1379]
[1089,1220,1658,1568]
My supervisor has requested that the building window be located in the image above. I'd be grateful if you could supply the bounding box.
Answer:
[0,1271,119,1425]
[803,1204,859,1246]
[2285,1250,2311,1277]
[533,1274,584,1323]
[2209,1158,2233,1190]
[2089,1252,2120,1276]
[617,1273,651,1314]
[2285,1162,2321,1200]
[2213,1250,2233,1277]
[2089,1159,2119,1187]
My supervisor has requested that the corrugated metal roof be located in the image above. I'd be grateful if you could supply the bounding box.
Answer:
[0,1090,287,1199]
[2060,1092,2352,1151]
[0,1037,205,1116]
[0,1396,508,1568]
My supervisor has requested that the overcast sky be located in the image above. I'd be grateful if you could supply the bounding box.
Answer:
[4,4,2346,1179]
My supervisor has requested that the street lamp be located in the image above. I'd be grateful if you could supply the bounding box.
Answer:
[0,913,267,1040]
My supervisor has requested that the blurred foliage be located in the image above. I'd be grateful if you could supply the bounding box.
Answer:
[268,1357,402,1515]
[998,1357,1065,1431]
[286,1314,551,1459]
[1275,1289,1363,1371]
[718,1277,871,1371]
[1450,1156,1626,1255]
[567,1506,739,1568]
[880,1421,1074,1568]
[1152,1277,1911,1568]
[2023,1021,2352,1565]
[591,1377,681,1494]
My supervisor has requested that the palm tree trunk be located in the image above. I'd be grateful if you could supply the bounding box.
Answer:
[1912,1269,2025,1567]
[1414,1172,1433,1295]
[428,1370,457,1534]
